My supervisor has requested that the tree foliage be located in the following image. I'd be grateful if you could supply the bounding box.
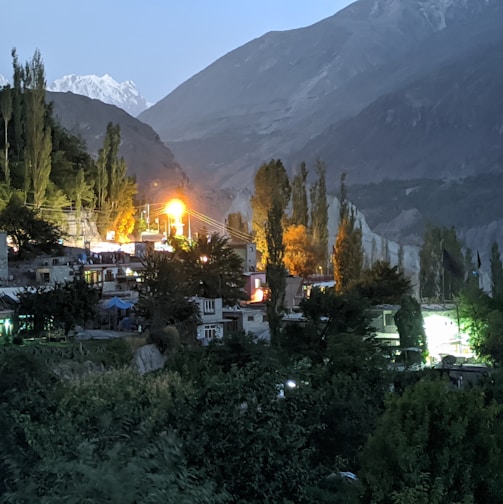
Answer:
[353,260,412,305]
[15,278,100,336]
[333,173,363,293]
[266,199,287,346]
[0,194,63,258]
[291,161,309,228]
[394,295,427,354]
[250,159,290,264]
[361,379,503,503]
[420,224,464,300]
[283,224,317,277]
[310,159,329,271]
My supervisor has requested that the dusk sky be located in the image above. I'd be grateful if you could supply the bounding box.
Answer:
[1,1,353,104]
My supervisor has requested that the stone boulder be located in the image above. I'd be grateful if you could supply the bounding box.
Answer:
[133,344,166,375]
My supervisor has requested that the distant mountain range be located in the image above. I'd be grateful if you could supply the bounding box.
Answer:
[134,0,503,269]
[0,73,149,117]
[48,74,150,117]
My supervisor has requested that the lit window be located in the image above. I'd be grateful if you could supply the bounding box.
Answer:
[254,278,261,289]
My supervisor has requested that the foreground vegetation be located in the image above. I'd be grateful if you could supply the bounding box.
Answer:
[2,290,503,503]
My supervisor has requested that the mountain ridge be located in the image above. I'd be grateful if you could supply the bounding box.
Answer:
[48,74,150,117]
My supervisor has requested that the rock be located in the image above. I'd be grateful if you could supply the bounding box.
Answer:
[133,344,166,375]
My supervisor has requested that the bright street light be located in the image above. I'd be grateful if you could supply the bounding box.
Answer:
[165,198,186,236]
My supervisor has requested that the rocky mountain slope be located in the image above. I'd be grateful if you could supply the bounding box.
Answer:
[135,0,503,273]
[139,0,502,188]
[48,74,149,117]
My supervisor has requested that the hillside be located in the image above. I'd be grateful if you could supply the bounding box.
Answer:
[47,91,187,201]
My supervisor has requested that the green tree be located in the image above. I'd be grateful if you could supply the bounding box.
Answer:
[250,159,290,264]
[1,84,12,190]
[266,199,287,346]
[420,225,464,301]
[394,295,427,355]
[136,250,199,342]
[0,194,63,258]
[170,365,320,503]
[310,159,329,271]
[353,260,412,304]
[15,279,99,336]
[295,287,372,360]
[23,49,52,208]
[333,173,363,293]
[360,379,503,503]
[65,168,95,239]
[291,161,309,227]
[491,242,503,302]
[180,232,246,305]
[10,48,25,164]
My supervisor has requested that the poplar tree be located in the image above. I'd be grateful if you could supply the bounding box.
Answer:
[23,49,51,208]
[94,122,136,240]
[332,173,363,293]
[310,159,329,271]
[266,199,286,346]
[0,85,12,189]
[10,48,25,163]
[290,161,308,227]
[491,242,503,301]
[250,159,290,264]
[420,225,464,300]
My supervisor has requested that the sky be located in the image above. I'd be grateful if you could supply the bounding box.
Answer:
[0,0,353,104]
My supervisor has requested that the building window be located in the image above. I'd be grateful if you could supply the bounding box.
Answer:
[203,299,215,314]
[254,278,261,289]
[204,325,217,340]
[247,315,254,322]
[42,272,50,283]
[384,313,395,326]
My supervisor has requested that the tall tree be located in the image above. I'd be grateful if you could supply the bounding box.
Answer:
[491,242,503,302]
[290,161,308,228]
[332,173,363,293]
[266,199,287,346]
[65,168,95,239]
[310,159,329,271]
[420,225,464,301]
[23,49,51,208]
[250,159,290,265]
[394,295,427,353]
[0,85,12,190]
[10,48,25,164]
[283,224,316,277]
[353,260,412,305]
[225,211,250,243]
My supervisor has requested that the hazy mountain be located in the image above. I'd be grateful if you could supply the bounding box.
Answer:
[139,0,502,188]
[136,0,503,270]
[47,91,187,200]
[0,74,8,87]
[48,74,149,117]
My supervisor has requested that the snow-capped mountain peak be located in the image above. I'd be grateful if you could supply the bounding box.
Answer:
[0,74,9,87]
[48,74,149,117]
